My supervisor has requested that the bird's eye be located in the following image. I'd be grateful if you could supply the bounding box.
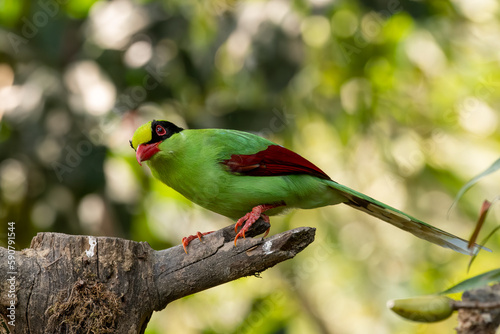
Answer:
[156,125,167,136]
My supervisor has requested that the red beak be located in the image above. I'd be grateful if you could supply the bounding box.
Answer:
[136,142,160,166]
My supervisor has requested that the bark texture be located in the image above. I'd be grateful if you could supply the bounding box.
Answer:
[456,284,500,334]
[0,220,315,333]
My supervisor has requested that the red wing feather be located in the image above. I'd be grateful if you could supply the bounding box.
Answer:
[222,145,331,180]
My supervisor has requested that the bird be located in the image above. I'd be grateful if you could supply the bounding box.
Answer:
[130,119,484,255]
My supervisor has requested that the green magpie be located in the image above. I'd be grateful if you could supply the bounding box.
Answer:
[130,120,484,255]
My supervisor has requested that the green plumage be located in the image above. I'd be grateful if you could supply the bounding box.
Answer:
[148,129,344,218]
[132,120,487,255]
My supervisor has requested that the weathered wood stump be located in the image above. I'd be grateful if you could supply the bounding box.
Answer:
[0,220,315,333]
[456,284,500,334]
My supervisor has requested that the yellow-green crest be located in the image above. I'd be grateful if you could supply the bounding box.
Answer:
[130,121,152,150]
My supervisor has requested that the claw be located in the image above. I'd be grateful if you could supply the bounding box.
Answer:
[234,231,244,246]
[262,227,270,238]
[234,213,250,233]
[181,231,214,254]
[233,203,284,246]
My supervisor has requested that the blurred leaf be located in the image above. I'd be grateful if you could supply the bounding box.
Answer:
[66,0,99,18]
[467,199,500,270]
[449,157,500,214]
[468,200,491,249]
[0,0,23,27]
[387,295,453,323]
[440,269,500,295]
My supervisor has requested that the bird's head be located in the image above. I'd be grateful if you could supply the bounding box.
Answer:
[130,120,184,166]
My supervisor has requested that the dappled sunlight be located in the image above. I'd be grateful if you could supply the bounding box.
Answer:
[453,0,498,23]
[0,159,27,204]
[391,132,425,177]
[35,136,63,166]
[104,157,139,204]
[332,9,358,38]
[64,60,116,115]
[340,77,372,114]
[301,16,331,48]
[428,132,500,180]
[405,31,447,77]
[459,97,498,136]
[0,63,17,120]
[78,193,105,233]
[124,39,153,68]
[86,0,150,50]
[31,200,56,229]
[1,0,499,333]
[0,84,43,121]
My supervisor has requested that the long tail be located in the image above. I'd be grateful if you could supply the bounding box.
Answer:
[328,181,489,255]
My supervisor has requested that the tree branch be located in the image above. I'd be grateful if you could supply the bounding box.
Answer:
[0,219,315,333]
[455,284,500,334]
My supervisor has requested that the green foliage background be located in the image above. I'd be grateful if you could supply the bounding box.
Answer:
[1,0,500,332]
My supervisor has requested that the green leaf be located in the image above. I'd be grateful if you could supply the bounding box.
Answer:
[449,157,500,214]
[440,269,500,295]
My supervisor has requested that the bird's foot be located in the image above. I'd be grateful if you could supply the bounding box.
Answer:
[182,231,214,254]
[234,203,283,246]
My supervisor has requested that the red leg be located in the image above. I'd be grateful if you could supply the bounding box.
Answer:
[182,231,214,254]
[234,203,284,246]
